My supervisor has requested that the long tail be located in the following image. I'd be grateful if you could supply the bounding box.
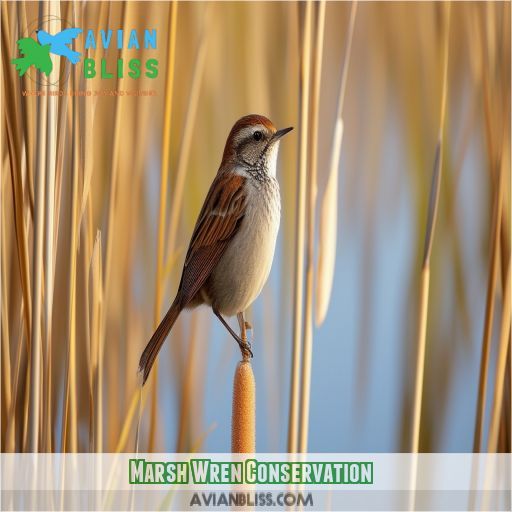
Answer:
[138,299,181,385]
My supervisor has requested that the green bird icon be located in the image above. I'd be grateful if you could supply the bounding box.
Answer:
[11,37,53,77]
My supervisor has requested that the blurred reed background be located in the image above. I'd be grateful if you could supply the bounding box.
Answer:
[1,1,510,453]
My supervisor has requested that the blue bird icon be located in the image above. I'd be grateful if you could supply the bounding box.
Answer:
[36,28,83,64]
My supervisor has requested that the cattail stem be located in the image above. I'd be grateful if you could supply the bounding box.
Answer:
[231,361,255,453]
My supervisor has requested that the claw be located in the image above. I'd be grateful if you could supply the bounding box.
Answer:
[239,341,253,359]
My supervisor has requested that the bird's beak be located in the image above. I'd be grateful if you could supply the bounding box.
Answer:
[272,126,293,141]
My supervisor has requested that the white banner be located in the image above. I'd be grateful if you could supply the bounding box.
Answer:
[1,453,510,511]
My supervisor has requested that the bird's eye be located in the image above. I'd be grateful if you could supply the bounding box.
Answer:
[253,131,263,141]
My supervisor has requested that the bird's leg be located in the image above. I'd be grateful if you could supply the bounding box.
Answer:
[237,312,247,340]
[213,308,253,359]
[237,312,254,361]
[237,312,254,345]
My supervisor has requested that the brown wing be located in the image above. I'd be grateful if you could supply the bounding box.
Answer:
[177,172,247,305]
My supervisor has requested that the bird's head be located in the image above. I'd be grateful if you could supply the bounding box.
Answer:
[35,30,51,45]
[222,114,293,177]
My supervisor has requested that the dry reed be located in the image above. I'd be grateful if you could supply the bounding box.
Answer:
[1,172,12,448]
[297,0,358,454]
[298,0,326,454]
[287,0,313,454]
[0,0,508,460]
[472,4,510,451]
[42,1,61,454]
[315,1,357,328]
[148,0,178,451]
[410,2,451,454]
[61,72,80,454]
[2,1,32,381]
[486,257,511,452]
[164,5,210,271]
[473,157,505,452]
[90,232,103,452]
[175,320,200,452]
[27,1,48,452]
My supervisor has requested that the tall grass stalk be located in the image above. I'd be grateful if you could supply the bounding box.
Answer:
[52,0,76,267]
[176,320,199,452]
[148,0,178,451]
[486,257,511,452]
[2,2,32,359]
[1,177,12,449]
[287,0,313,454]
[408,11,451,509]
[298,0,325,454]
[4,315,25,452]
[28,1,49,452]
[2,2,28,452]
[473,159,504,452]
[83,148,94,451]
[42,1,60,453]
[18,2,35,220]
[90,232,103,452]
[473,4,510,450]
[315,1,357,327]
[100,1,127,448]
[165,6,209,269]
[61,89,80,453]
[410,2,451,454]
[115,387,149,453]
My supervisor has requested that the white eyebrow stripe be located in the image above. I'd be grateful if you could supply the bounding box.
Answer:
[236,125,266,142]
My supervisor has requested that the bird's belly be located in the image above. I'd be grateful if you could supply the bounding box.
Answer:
[206,185,280,316]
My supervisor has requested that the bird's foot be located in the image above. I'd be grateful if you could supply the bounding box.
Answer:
[214,308,254,360]
[238,340,253,360]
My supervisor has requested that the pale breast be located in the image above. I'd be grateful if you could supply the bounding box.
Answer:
[206,177,280,316]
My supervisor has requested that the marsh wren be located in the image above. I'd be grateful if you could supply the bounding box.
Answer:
[139,114,293,384]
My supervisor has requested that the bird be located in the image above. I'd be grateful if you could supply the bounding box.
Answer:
[11,38,53,76]
[36,28,83,64]
[138,114,293,385]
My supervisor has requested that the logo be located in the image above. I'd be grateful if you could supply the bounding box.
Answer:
[11,16,159,88]
[11,28,82,77]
